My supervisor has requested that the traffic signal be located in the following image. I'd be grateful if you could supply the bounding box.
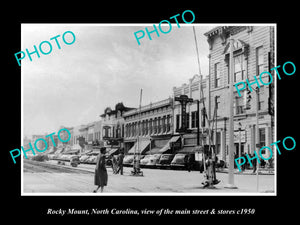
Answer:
[244,90,252,110]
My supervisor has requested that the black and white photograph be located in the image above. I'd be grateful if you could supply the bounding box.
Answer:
[3,4,298,221]
[20,24,276,195]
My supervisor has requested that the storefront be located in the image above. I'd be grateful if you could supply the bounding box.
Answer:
[127,138,151,155]
[147,135,181,155]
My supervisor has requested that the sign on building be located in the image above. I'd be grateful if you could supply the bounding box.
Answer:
[234,130,246,143]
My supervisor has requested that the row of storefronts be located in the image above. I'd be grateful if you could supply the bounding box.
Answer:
[25,26,275,165]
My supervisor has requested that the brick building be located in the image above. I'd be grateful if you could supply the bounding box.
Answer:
[204,25,275,163]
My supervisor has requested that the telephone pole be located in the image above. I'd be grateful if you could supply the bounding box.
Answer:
[225,38,237,189]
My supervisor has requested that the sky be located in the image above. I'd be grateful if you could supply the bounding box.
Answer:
[22,24,215,137]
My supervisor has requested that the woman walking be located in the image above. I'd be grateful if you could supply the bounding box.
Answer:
[93,147,108,193]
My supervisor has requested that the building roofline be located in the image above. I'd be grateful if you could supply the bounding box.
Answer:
[204,26,230,37]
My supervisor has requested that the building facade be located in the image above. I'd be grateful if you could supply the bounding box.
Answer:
[204,26,275,163]
[172,74,210,152]
[123,97,180,155]
[100,103,135,151]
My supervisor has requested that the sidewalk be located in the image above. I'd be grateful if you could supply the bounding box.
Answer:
[216,167,274,175]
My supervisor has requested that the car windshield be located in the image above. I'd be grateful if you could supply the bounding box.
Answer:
[174,154,185,159]
[161,154,172,159]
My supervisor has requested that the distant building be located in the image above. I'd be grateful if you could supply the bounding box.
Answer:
[100,102,135,152]
[31,134,46,154]
[93,120,102,145]
[58,126,73,147]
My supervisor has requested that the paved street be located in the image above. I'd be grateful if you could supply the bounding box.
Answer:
[23,160,275,194]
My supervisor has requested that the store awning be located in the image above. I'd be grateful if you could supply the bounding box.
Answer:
[146,136,181,154]
[128,139,150,155]
[106,148,119,156]
[169,136,180,143]
[177,146,197,154]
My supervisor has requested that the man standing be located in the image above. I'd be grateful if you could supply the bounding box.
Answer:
[116,149,124,175]
[251,153,257,173]
[111,155,117,174]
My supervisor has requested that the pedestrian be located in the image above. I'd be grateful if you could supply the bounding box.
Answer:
[234,152,237,168]
[251,153,257,173]
[93,147,108,193]
[186,153,193,172]
[111,155,118,174]
[241,153,246,171]
[116,149,124,175]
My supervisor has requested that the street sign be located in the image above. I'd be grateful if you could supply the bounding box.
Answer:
[195,152,203,161]
[174,95,193,133]
[233,130,246,143]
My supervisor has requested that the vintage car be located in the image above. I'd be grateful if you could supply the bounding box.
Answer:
[70,156,80,167]
[59,149,80,162]
[156,154,175,169]
[147,154,162,168]
[123,155,135,166]
[140,155,152,167]
[170,153,188,170]
[79,154,90,163]
[140,154,161,168]
[86,155,98,164]
[123,155,145,167]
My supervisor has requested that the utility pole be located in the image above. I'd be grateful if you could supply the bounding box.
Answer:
[197,100,200,146]
[225,38,237,189]
[214,96,218,159]
[255,87,260,192]
[131,89,143,176]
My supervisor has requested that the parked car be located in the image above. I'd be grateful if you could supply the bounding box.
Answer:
[48,154,56,160]
[86,155,98,164]
[170,153,188,170]
[147,154,162,168]
[70,156,80,167]
[32,154,49,162]
[140,155,152,167]
[79,155,90,163]
[123,155,145,167]
[140,154,161,168]
[123,155,135,166]
[156,154,175,169]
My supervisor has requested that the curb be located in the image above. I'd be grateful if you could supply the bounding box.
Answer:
[216,169,274,175]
